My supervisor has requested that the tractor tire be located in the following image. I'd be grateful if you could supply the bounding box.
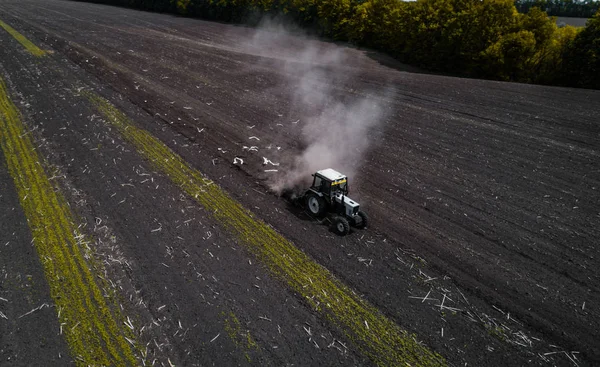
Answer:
[333,216,350,236]
[356,211,368,229]
[306,193,326,218]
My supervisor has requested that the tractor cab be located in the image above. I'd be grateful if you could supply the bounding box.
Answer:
[304,168,367,235]
[311,168,349,200]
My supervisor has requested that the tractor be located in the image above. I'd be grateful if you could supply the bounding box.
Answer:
[303,168,368,236]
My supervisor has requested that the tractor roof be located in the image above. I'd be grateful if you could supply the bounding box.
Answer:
[316,168,346,181]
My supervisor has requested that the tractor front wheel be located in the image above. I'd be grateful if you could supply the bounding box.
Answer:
[355,211,368,229]
[306,193,326,218]
[333,216,350,236]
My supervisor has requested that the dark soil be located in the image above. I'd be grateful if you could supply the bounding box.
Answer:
[1,0,599,365]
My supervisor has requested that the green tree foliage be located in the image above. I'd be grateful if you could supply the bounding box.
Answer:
[515,0,599,18]
[397,0,522,73]
[175,0,191,13]
[481,30,537,80]
[74,0,599,89]
[534,25,579,83]
[560,10,600,88]
[346,0,407,52]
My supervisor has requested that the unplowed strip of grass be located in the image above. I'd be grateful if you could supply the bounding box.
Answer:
[0,18,46,57]
[0,77,138,366]
[88,92,446,367]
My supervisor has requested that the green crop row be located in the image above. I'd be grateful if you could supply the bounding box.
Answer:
[0,19,46,57]
[86,90,447,366]
[0,76,138,366]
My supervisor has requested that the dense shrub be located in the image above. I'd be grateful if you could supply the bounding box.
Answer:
[559,11,600,88]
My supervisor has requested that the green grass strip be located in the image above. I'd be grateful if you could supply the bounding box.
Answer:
[222,311,260,362]
[0,78,137,366]
[87,91,447,367]
[0,19,46,57]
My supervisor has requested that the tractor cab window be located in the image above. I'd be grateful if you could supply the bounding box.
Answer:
[321,180,332,196]
[312,175,322,189]
[330,179,348,195]
[313,175,331,195]
[336,181,348,194]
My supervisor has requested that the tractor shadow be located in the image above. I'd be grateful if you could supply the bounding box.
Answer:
[282,195,358,236]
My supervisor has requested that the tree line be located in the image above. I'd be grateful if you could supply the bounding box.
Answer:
[79,0,600,89]
[515,0,599,18]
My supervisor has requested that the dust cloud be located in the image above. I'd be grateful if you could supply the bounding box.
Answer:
[242,19,391,194]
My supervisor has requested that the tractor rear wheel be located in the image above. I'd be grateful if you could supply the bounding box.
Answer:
[333,216,350,236]
[306,193,326,218]
[356,211,368,229]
